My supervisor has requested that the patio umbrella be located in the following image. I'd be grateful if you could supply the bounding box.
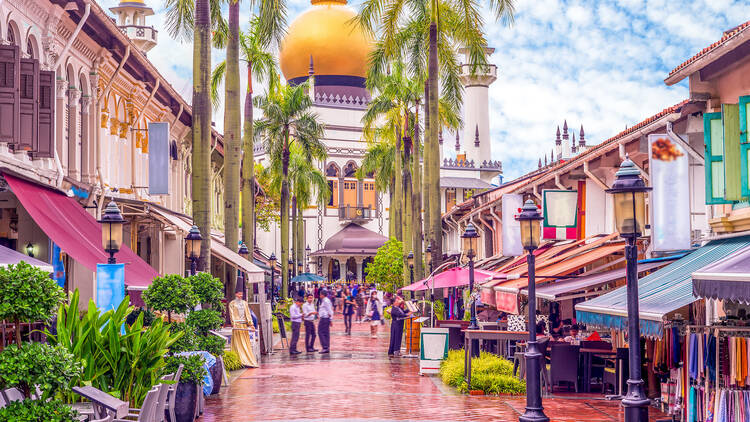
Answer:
[400,267,504,292]
[291,272,325,282]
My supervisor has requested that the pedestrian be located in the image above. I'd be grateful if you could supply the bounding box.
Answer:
[365,291,383,338]
[342,287,355,335]
[298,284,306,300]
[388,296,413,357]
[355,290,365,323]
[289,296,303,355]
[317,290,333,353]
[302,294,318,352]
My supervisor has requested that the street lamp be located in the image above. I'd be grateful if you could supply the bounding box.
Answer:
[426,244,433,273]
[269,252,277,309]
[407,251,415,286]
[238,242,249,300]
[25,243,34,258]
[185,225,202,275]
[99,201,125,264]
[606,157,651,422]
[516,199,548,422]
[461,222,480,357]
[305,245,311,272]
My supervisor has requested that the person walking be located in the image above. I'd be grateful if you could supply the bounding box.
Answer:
[317,290,333,353]
[355,290,365,323]
[302,294,318,352]
[289,296,303,355]
[388,296,413,357]
[342,287,355,335]
[365,291,383,338]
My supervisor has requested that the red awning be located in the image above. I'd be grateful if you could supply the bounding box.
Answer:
[4,174,159,288]
[400,267,506,292]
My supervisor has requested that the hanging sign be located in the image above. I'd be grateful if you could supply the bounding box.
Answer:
[542,189,578,240]
[649,134,691,250]
[148,122,169,195]
[501,194,523,256]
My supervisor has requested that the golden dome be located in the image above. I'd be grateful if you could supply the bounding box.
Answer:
[280,0,373,82]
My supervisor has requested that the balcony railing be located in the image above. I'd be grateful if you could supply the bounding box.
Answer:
[118,25,158,43]
[339,206,374,221]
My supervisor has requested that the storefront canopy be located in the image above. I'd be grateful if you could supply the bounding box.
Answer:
[0,244,53,272]
[693,244,750,304]
[310,223,388,257]
[400,267,504,292]
[4,174,159,288]
[576,236,750,338]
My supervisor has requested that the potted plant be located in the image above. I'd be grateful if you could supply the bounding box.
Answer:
[187,272,226,394]
[163,354,207,422]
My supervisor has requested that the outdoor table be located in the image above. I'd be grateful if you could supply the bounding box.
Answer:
[436,320,470,350]
[72,386,129,419]
[579,348,616,393]
[462,329,529,388]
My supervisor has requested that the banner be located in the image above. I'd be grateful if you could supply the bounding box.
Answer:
[501,194,523,256]
[542,189,578,240]
[649,134,691,250]
[148,122,169,195]
[51,243,65,288]
[96,263,125,312]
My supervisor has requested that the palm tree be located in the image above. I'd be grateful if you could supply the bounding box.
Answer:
[223,0,241,253]
[255,82,325,299]
[211,18,278,253]
[357,0,514,269]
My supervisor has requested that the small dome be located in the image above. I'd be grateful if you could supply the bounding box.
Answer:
[280,0,373,84]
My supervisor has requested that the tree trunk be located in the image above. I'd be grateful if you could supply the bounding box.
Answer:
[291,195,297,278]
[223,0,241,253]
[193,0,212,271]
[427,22,442,269]
[280,129,290,299]
[296,202,304,273]
[412,107,424,281]
[14,319,21,345]
[388,183,395,238]
[422,80,431,259]
[403,147,413,291]
[241,66,255,251]
[394,133,403,242]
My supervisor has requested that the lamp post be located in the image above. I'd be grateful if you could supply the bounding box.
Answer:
[269,253,277,310]
[607,157,651,422]
[25,243,34,258]
[305,245,311,272]
[99,201,125,264]
[516,199,548,422]
[426,244,432,274]
[185,225,202,275]
[461,223,480,358]
[238,242,249,300]
[407,251,415,287]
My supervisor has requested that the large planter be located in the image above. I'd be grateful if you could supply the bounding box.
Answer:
[172,382,199,422]
[209,357,223,395]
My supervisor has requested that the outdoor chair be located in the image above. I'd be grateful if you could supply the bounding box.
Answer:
[113,387,159,422]
[166,364,184,422]
[603,347,629,395]
[549,344,580,392]
[127,376,171,422]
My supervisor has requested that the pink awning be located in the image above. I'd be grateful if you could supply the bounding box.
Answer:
[4,174,159,288]
[400,267,504,292]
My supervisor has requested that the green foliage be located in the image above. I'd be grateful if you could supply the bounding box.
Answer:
[365,238,404,293]
[46,290,182,406]
[0,261,66,342]
[143,274,199,319]
[439,350,525,395]
[222,351,242,371]
[164,355,207,385]
[188,272,224,309]
[168,322,198,354]
[125,307,156,327]
[0,342,81,400]
[0,399,78,422]
[417,300,445,320]
[186,309,224,336]
[195,335,226,357]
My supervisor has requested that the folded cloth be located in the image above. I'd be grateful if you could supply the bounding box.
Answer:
[586,331,601,341]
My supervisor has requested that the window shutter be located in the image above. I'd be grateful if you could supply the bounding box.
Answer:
[723,104,743,201]
[17,58,38,151]
[0,45,20,145]
[740,96,750,197]
[704,112,732,204]
[35,70,55,158]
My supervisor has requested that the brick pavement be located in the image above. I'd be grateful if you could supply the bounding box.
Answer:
[203,317,669,422]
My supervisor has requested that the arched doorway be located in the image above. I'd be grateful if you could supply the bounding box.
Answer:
[328,259,340,281]
[362,257,374,281]
[345,257,357,281]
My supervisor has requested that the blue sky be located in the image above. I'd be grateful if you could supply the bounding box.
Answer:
[99,0,747,180]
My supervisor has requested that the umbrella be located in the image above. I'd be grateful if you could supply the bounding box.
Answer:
[292,272,325,282]
[400,267,504,292]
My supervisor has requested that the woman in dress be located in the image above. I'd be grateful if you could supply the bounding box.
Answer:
[365,291,383,338]
[228,286,259,367]
[342,287,355,335]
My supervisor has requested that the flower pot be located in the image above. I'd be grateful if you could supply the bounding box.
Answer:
[172,382,199,422]
[209,358,223,395]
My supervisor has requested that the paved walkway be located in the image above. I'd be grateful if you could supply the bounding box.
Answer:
[203,318,668,422]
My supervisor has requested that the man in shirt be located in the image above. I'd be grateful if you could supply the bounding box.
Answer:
[288,296,303,355]
[317,290,334,353]
[302,294,318,352]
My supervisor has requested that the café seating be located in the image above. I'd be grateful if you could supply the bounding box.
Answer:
[603,348,629,395]
[549,344,580,392]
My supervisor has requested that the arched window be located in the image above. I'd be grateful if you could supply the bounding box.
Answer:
[7,26,15,45]
[26,39,34,58]
[325,163,339,208]
[343,162,357,177]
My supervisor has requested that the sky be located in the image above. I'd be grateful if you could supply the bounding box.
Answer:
[98,0,748,181]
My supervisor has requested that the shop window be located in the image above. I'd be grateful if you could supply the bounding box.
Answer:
[723,103,743,201]
[704,112,732,205]
[740,96,750,197]
[446,188,456,211]
[464,188,474,200]
[363,181,376,209]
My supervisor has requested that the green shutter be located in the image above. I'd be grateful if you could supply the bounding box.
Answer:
[724,104,742,201]
[704,112,731,204]
[740,96,750,197]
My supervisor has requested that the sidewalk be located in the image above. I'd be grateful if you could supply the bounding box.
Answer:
[203,317,668,421]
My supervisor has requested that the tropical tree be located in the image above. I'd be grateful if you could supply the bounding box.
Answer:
[357,0,515,270]
[255,82,325,298]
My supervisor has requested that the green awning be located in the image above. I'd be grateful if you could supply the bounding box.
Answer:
[576,236,750,338]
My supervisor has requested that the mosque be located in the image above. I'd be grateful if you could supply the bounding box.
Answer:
[254,0,503,281]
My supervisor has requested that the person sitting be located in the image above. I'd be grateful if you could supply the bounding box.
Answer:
[563,324,582,344]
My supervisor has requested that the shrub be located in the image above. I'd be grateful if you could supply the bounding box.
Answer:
[186,309,223,336]
[168,322,198,353]
[125,307,156,326]
[439,349,525,395]
[0,342,82,400]
[195,335,226,357]
[143,274,198,322]
[223,351,242,371]
[164,355,207,385]
[189,272,224,309]
[365,238,403,293]
[0,399,78,422]
[0,261,66,344]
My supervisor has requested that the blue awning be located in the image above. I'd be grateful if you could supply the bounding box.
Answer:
[576,236,750,338]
